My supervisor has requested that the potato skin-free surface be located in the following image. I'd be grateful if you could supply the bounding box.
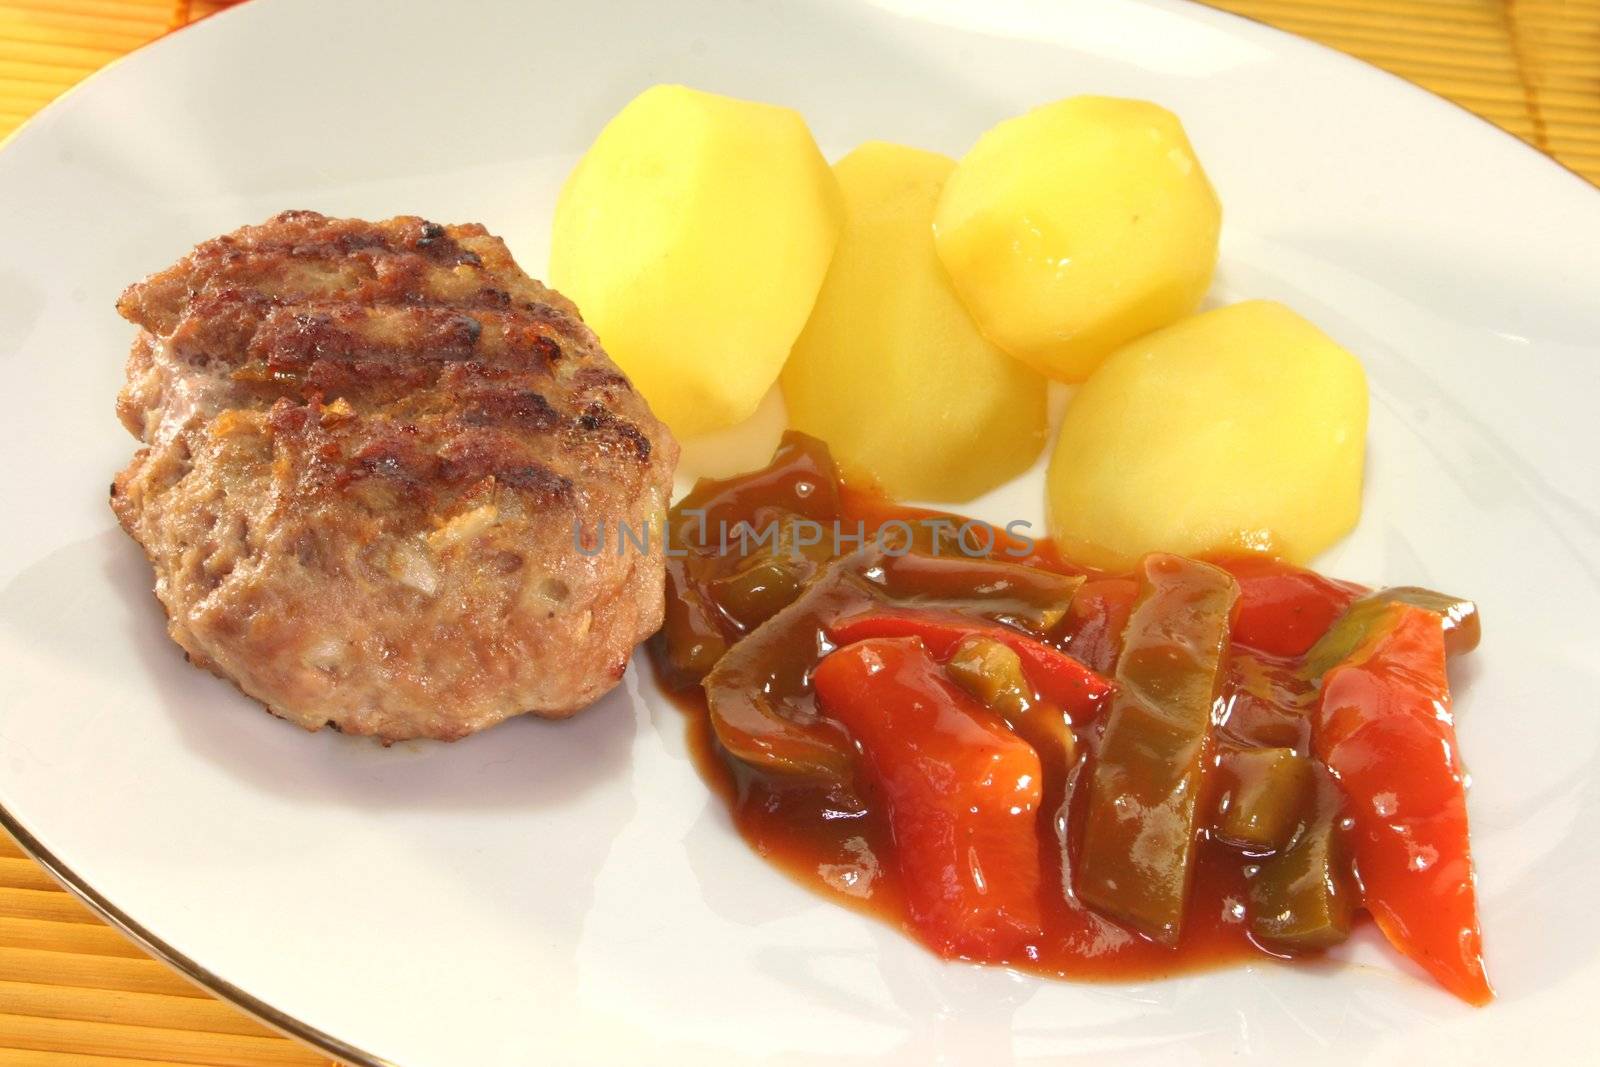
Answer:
[933,96,1220,382]
[783,142,1046,502]
[550,84,842,437]
[1047,301,1368,569]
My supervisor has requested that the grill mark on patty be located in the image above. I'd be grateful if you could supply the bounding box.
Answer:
[496,464,575,504]
[462,389,562,430]
[252,307,485,365]
[122,212,664,536]
[334,416,579,509]
[573,402,653,462]
[194,305,566,413]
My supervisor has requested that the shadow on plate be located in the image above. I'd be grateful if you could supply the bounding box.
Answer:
[0,527,640,813]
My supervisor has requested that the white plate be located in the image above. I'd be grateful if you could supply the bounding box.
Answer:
[2,0,1598,1063]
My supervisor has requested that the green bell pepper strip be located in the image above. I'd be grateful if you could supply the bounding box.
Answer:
[1248,766,1357,951]
[1075,554,1239,945]
[1302,586,1478,680]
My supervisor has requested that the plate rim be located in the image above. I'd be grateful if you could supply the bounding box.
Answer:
[0,806,392,1066]
[3,1,394,1060]
[1,0,1594,1063]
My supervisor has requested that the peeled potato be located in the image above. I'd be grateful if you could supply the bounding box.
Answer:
[549,85,843,437]
[1047,301,1367,569]
[933,96,1221,382]
[782,142,1047,502]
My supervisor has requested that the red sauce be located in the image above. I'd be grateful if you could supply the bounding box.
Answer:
[657,494,1377,983]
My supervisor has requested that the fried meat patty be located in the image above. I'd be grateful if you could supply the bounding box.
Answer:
[111,211,677,742]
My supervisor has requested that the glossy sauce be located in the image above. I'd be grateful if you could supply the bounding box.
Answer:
[659,492,1376,983]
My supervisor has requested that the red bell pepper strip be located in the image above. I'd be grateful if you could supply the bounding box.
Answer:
[812,636,1045,960]
[1313,603,1491,1004]
[1216,556,1363,659]
[826,610,1113,723]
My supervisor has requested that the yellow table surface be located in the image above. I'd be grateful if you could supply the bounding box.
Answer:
[0,0,1596,1063]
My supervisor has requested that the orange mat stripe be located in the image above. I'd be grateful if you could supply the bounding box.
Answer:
[0,832,332,1065]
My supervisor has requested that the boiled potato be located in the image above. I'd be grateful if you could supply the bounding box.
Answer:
[783,143,1047,502]
[933,96,1221,382]
[549,85,842,437]
[1047,301,1367,569]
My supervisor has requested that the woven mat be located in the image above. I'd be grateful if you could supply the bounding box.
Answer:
[1,0,1596,1064]
[2,0,1596,178]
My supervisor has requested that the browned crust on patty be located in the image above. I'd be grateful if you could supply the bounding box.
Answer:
[111,211,677,742]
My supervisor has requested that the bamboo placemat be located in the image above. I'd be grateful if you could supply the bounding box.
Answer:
[1,0,1597,1064]
[1,1,1597,178]
[1215,0,1600,182]
[0,832,334,1066]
